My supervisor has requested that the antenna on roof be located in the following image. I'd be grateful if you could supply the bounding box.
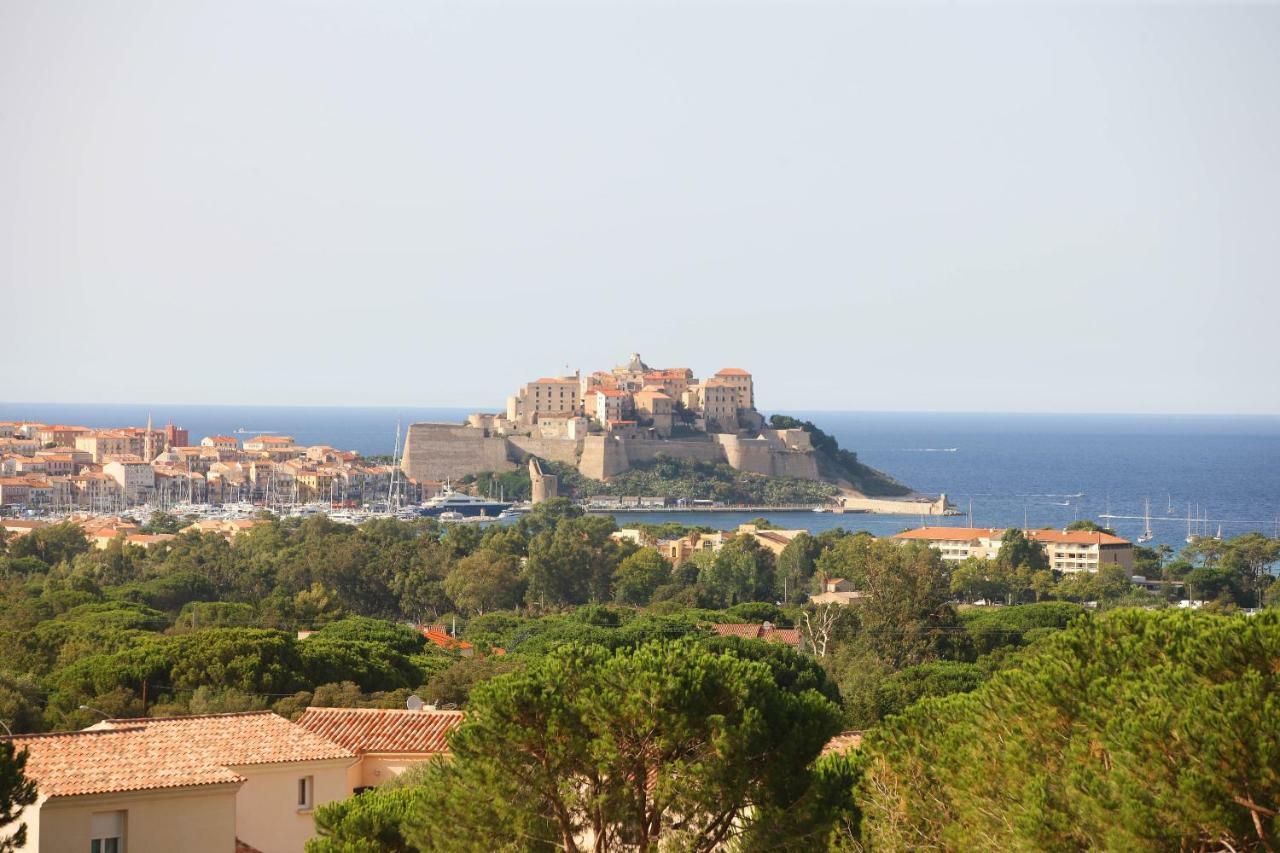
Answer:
[406,694,424,711]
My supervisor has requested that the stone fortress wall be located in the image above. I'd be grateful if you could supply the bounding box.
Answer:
[400,355,945,514]
[401,423,822,484]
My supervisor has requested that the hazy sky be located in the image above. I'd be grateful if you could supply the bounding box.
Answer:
[2,2,1277,414]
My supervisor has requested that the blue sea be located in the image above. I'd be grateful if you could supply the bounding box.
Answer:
[3,403,1277,550]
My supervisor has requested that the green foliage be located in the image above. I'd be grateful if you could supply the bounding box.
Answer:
[309,782,432,853]
[572,454,840,504]
[7,523,90,568]
[777,531,822,601]
[958,601,1085,656]
[140,512,184,534]
[996,527,1049,571]
[768,415,911,496]
[523,516,623,607]
[858,609,1280,851]
[872,660,985,720]
[404,639,846,850]
[310,616,426,656]
[697,536,775,607]
[612,548,672,606]
[443,549,523,615]
[174,601,257,632]
[0,741,38,852]
[724,600,787,624]
[420,655,521,708]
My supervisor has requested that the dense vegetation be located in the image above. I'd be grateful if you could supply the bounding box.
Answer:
[466,454,840,505]
[858,608,1280,850]
[2,510,1276,850]
[768,414,913,496]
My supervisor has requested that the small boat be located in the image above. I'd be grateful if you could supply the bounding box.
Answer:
[1138,497,1154,543]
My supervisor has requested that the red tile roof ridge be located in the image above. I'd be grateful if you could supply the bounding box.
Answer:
[297,707,465,755]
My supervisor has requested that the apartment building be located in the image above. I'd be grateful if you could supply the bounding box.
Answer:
[891,527,1134,575]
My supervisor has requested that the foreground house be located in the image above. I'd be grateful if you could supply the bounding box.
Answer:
[296,707,464,791]
[1,712,354,853]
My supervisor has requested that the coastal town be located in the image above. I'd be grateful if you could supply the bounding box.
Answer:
[0,353,950,523]
[4,2,1275,849]
[0,419,403,514]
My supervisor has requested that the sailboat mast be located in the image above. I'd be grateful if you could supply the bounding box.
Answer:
[387,421,401,510]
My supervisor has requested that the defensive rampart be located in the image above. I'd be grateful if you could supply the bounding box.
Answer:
[400,423,514,482]
[401,423,823,484]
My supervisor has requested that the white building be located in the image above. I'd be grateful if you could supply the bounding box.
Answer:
[891,526,1135,575]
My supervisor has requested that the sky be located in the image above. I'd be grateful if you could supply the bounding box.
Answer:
[2,1,1278,415]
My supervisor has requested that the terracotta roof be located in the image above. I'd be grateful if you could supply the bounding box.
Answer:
[1,519,48,531]
[422,627,473,651]
[892,526,1130,546]
[821,730,864,756]
[711,623,764,639]
[296,707,464,755]
[533,377,578,384]
[714,368,750,377]
[710,623,803,647]
[3,712,351,798]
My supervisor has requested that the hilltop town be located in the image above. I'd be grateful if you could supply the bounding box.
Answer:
[401,353,950,513]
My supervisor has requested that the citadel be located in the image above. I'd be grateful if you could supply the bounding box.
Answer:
[401,354,825,484]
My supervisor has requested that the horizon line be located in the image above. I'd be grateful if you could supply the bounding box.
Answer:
[2,400,1278,420]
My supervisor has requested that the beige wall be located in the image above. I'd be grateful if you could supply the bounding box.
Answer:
[351,753,436,789]
[230,759,353,853]
[13,784,240,853]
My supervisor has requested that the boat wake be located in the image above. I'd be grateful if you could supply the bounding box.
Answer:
[900,447,959,453]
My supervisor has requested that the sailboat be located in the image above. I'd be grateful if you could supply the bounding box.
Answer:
[1138,498,1154,543]
[1185,502,1195,544]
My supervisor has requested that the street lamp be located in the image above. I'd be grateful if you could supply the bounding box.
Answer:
[78,704,111,719]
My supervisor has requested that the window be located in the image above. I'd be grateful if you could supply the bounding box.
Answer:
[298,775,315,811]
[90,811,124,853]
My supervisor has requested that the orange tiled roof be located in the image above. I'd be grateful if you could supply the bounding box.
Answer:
[296,707,464,755]
[711,623,763,639]
[821,730,864,756]
[3,712,352,798]
[422,626,473,651]
[711,623,803,647]
[714,368,750,377]
[892,526,1129,546]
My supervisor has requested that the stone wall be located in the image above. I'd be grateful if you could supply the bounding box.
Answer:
[715,434,821,480]
[401,423,513,482]
[578,435,631,480]
[402,422,826,486]
[507,436,583,468]
[838,493,952,516]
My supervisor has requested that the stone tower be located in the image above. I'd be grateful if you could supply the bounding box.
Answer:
[529,458,559,504]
